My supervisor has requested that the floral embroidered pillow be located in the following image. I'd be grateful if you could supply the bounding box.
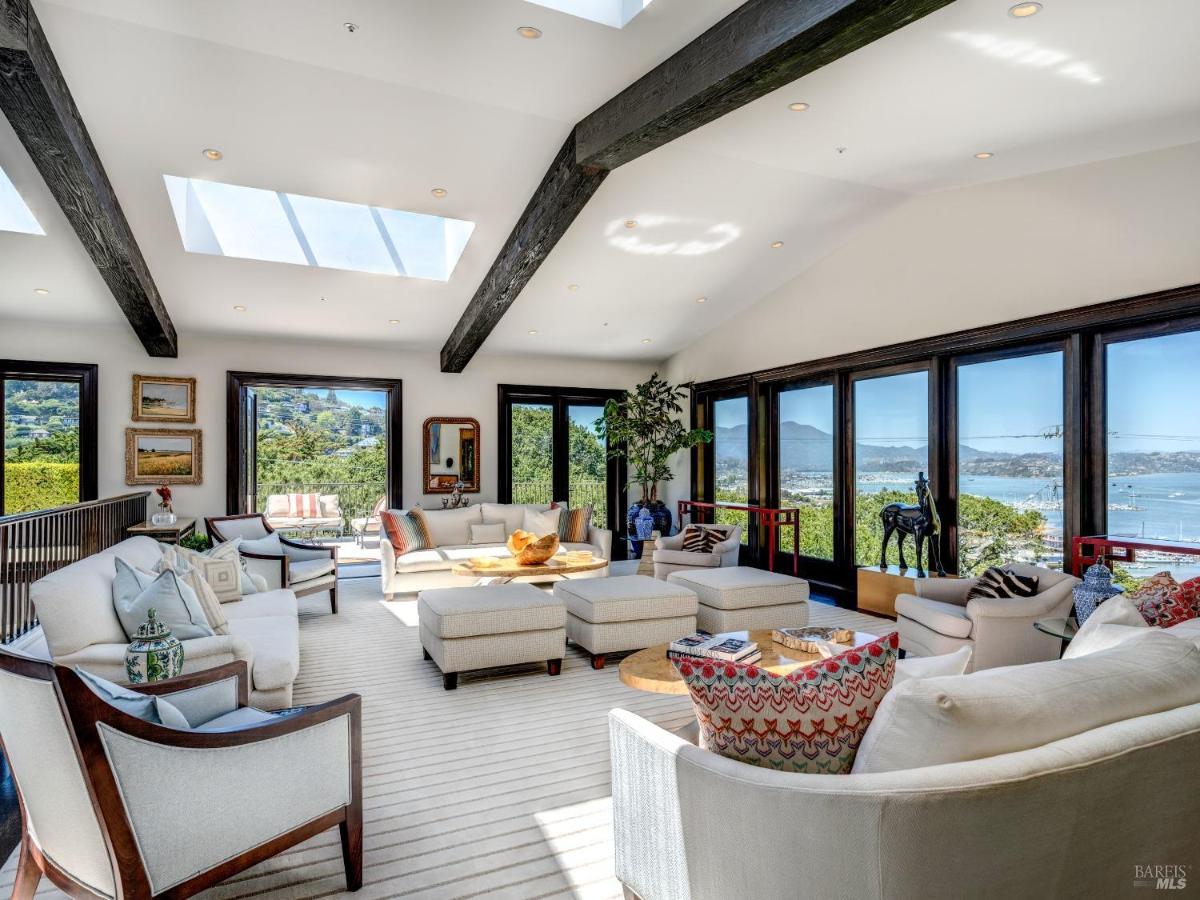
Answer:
[672,632,899,774]
[1129,571,1182,627]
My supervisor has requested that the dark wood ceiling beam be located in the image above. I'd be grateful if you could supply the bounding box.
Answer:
[440,131,608,373]
[0,0,176,357]
[440,0,954,372]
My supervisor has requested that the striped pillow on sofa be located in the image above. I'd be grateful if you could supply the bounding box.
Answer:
[554,504,593,543]
[381,510,432,555]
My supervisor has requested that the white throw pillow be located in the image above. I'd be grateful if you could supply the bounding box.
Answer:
[522,507,561,537]
[470,522,506,545]
[851,630,1200,774]
[1063,596,1149,659]
[893,646,973,686]
[419,505,483,546]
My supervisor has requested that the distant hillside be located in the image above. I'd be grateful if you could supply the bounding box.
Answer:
[718,423,1200,475]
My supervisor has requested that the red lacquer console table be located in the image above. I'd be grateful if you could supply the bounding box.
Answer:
[1071,534,1200,577]
[677,500,800,575]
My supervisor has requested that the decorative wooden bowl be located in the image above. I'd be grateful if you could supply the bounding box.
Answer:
[507,529,536,555]
[515,533,560,566]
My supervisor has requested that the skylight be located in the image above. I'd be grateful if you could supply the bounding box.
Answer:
[163,176,475,282]
[0,165,44,236]
[524,0,655,29]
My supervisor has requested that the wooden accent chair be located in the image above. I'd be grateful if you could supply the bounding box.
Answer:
[206,513,339,613]
[0,651,362,899]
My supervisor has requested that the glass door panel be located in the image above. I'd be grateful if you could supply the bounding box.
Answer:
[568,404,607,527]
[3,378,81,515]
[713,396,750,543]
[957,352,1064,574]
[777,384,835,560]
[509,402,555,504]
[854,371,929,566]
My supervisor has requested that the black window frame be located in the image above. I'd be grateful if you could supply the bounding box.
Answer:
[0,359,98,516]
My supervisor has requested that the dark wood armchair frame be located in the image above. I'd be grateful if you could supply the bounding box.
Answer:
[205,513,339,613]
[0,654,362,900]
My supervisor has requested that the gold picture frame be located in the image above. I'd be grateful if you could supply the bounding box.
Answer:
[132,375,196,424]
[125,428,203,485]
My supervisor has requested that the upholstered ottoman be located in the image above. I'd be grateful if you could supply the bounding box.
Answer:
[667,567,809,633]
[555,575,699,670]
[418,583,566,690]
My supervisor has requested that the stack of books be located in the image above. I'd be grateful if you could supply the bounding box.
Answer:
[668,633,762,665]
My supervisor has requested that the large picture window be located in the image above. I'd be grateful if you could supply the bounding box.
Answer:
[777,383,835,560]
[712,395,750,542]
[1105,329,1200,585]
[955,351,1064,575]
[1,361,97,516]
[853,370,929,567]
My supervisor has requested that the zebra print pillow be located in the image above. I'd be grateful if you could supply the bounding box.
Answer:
[681,525,724,554]
[966,566,1040,600]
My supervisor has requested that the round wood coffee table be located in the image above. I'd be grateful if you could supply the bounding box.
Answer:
[618,629,881,695]
[450,556,608,585]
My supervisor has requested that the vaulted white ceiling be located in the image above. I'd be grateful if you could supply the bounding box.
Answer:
[1,0,1198,362]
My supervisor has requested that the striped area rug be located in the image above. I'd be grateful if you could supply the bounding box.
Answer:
[2,576,893,900]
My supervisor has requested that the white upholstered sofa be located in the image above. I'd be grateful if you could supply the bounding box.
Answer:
[31,537,302,708]
[611,626,1200,899]
[381,503,612,598]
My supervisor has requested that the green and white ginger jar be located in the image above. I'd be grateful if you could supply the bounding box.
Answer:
[125,608,185,684]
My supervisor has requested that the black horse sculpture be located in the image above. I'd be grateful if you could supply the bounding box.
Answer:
[879,472,945,578]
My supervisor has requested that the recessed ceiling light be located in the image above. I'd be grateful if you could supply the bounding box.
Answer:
[771,241,784,249]
[33,288,49,295]
[430,187,447,199]
[343,22,358,33]
[517,25,542,39]
[528,329,539,335]
[696,296,707,303]
[788,102,810,112]
[1008,2,1042,17]
[974,151,995,159]
[319,297,327,303]
[624,219,637,229]
[641,338,652,344]
[203,148,223,161]
[388,319,400,325]
[233,305,246,311]
[567,283,580,291]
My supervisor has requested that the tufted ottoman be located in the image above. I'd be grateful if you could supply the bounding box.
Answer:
[418,583,566,689]
[555,575,699,670]
[667,567,809,633]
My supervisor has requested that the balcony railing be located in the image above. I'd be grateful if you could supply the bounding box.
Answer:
[511,481,608,528]
[254,481,386,537]
[1,492,149,644]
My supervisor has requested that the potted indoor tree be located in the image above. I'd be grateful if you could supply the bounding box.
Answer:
[598,373,712,537]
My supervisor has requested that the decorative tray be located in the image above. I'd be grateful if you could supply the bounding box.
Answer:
[772,626,854,653]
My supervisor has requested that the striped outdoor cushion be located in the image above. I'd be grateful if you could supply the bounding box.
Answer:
[381,510,432,555]
[288,492,321,518]
[966,566,1040,600]
[555,505,593,543]
[681,525,724,554]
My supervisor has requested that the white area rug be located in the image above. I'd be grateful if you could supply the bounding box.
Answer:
[1,576,892,899]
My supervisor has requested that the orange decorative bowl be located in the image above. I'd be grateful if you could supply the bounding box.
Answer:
[507,529,536,555]
[515,533,560,566]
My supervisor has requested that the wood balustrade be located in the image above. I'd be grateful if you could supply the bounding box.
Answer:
[0,492,149,644]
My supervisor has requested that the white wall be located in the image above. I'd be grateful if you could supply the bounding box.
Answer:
[662,141,1200,510]
[0,321,652,525]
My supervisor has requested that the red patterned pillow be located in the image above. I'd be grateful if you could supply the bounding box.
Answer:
[672,632,899,774]
[381,510,432,555]
[1128,571,1178,626]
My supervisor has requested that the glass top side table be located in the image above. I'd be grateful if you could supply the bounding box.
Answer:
[1033,616,1079,641]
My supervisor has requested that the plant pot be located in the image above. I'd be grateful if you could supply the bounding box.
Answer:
[649,501,672,536]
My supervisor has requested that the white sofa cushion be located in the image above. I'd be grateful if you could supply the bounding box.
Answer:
[1063,596,1149,659]
[895,593,973,639]
[438,544,510,562]
[33,537,164,657]
[219,589,298,621]
[289,557,336,583]
[654,549,721,569]
[523,507,561,536]
[481,502,551,536]
[470,522,506,544]
[852,629,1200,774]
[892,646,973,686]
[112,558,215,641]
[395,548,454,573]
[1167,617,1200,648]
[226,615,300,691]
[420,506,483,546]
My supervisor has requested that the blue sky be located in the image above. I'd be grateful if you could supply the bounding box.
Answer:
[855,371,928,448]
[569,404,606,432]
[1108,331,1200,453]
[330,389,387,410]
[958,351,1063,454]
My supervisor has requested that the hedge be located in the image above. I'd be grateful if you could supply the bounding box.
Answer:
[3,462,79,514]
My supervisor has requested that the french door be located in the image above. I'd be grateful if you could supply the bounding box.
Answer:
[498,385,627,555]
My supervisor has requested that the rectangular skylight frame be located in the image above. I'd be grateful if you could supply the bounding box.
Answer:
[163,175,475,282]
[0,165,44,236]
[523,0,655,29]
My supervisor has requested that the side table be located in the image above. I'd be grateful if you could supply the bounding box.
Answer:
[127,517,196,545]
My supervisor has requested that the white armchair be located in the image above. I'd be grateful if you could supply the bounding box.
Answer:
[895,562,1080,671]
[207,513,339,613]
[0,653,362,900]
[652,524,741,580]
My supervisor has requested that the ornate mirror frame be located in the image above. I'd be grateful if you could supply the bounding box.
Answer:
[422,417,480,493]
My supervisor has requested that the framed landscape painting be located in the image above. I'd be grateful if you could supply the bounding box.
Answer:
[132,375,196,423]
[125,428,202,485]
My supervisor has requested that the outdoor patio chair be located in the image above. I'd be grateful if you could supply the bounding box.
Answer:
[351,495,388,547]
[206,513,340,613]
[0,653,362,900]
